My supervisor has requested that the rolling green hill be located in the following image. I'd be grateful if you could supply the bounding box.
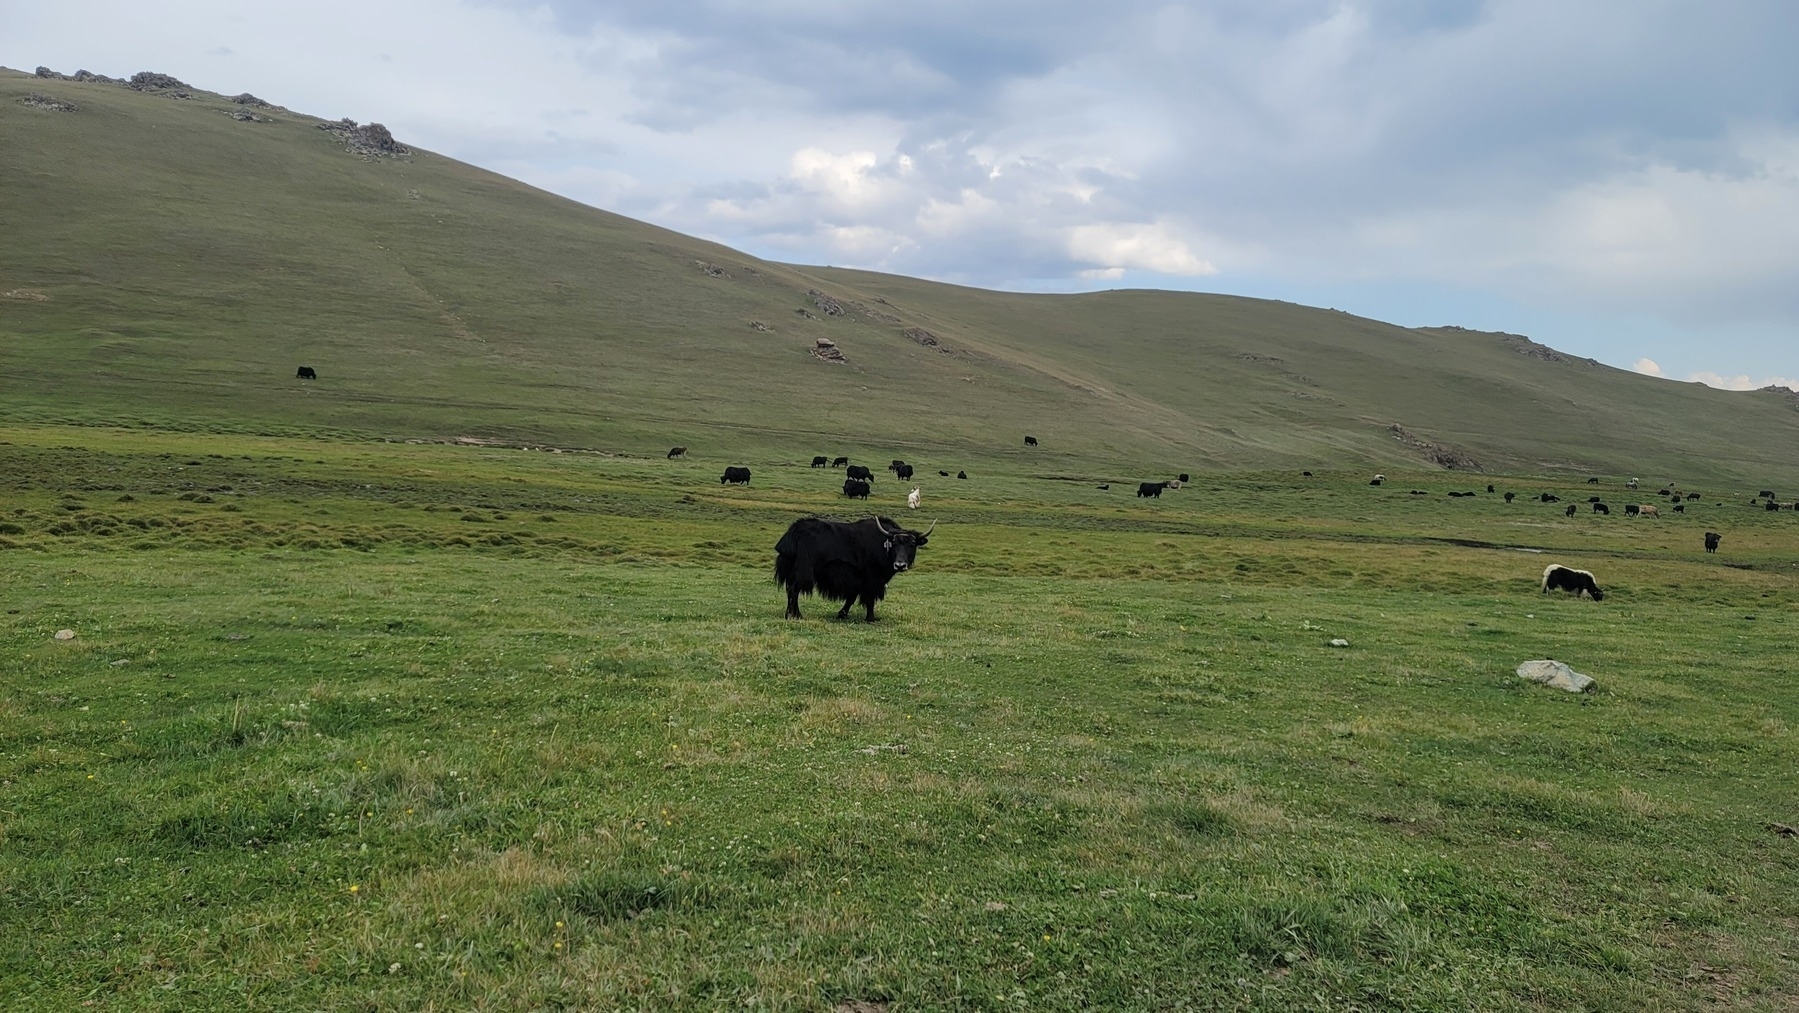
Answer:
[5,66,1797,485]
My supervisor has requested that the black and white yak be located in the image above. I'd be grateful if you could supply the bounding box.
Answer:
[1541,564,1604,601]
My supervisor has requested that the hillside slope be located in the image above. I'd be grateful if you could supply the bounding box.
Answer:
[4,67,1797,484]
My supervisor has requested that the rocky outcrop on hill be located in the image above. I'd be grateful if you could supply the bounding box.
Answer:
[811,338,846,363]
[318,118,411,158]
[1389,424,1482,471]
[903,326,954,353]
[807,290,845,316]
[232,93,274,108]
[22,92,77,112]
[1430,325,1598,366]
[128,71,193,97]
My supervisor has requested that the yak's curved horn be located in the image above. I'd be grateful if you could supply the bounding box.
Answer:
[922,518,937,537]
[872,516,893,534]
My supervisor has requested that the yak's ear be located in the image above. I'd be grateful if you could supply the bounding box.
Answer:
[914,534,928,546]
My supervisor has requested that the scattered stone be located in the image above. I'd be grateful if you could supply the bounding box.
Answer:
[696,261,728,278]
[2,289,50,301]
[54,629,76,641]
[795,308,818,320]
[110,659,130,667]
[811,338,846,363]
[231,93,273,108]
[229,109,270,123]
[34,66,64,79]
[807,290,845,316]
[1768,822,1797,838]
[903,326,940,347]
[983,901,1008,912]
[1329,638,1350,648]
[747,320,771,332]
[1516,659,1595,693]
[22,92,77,112]
[72,70,126,85]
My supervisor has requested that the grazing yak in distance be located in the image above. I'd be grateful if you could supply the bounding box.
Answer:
[668,446,687,459]
[842,479,870,499]
[1705,531,1721,553]
[831,457,849,467]
[1639,504,1660,518]
[1024,436,1038,446]
[1593,502,1609,514]
[1759,490,1777,499]
[1542,564,1604,600]
[1488,484,1496,493]
[1588,477,1600,484]
[1539,493,1560,503]
[907,487,921,510]
[894,463,915,480]
[295,366,317,380]
[1097,483,1110,490]
[1767,500,1782,512]
[1565,504,1578,517]
[1504,492,1516,503]
[846,465,874,482]
[775,515,934,621]
[957,470,968,480]
[1686,492,1701,501]
[1674,504,1685,513]
[1625,504,1640,516]
[939,470,950,477]
[1138,481,1171,498]
[811,456,829,468]
[720,466,752,485]
[1179,474,1191,483]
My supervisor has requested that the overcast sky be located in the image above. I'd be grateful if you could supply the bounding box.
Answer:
[8,0,1798,388]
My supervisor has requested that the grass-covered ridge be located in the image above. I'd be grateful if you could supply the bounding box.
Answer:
[2,423,1797,1010]
[6,66,1799,486]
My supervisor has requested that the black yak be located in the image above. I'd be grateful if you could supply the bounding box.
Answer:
[831,456,849,467]
[1504,492,1516,503]
[811,456,829,468]
[957,470,968,480]
[720,466,751,485]
[1592,502,1609,514]
[1565,504,1578,517]
[1704,531,1721,553]
[846,464,874,482]
[775,515,934,621]
[1024,436,1038,446]
[1138,481,1170,498]
[296,366,317,380]
[1542,564,1604,601]
[894,463,914,480]
[842,479,870,499]
[667,446,687,459]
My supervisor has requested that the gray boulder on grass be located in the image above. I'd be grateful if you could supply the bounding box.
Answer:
[1516,659,1595,693]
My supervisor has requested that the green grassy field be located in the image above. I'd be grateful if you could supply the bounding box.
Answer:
[4,423,1797,1011]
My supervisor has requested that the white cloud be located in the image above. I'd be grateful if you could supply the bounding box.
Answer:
[1686,371,1799,391]
[1066,223,1216,276]
[1633,358,1664,377]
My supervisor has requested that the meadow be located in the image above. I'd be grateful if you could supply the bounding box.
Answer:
[3,423,1796,1011]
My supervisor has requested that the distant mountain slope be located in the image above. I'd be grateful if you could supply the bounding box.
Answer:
[4,66,1796,484]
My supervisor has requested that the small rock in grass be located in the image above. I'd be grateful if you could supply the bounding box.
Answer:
[54,629,76,641]
[1516,659,1595,693]
[1329,638,1350,648]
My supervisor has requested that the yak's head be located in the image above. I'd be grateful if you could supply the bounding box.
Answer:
[874,516,933,573]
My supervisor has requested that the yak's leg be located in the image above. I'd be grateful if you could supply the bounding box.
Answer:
[862,595,878,622]
[836,598,854,620]
[786,588,803,619]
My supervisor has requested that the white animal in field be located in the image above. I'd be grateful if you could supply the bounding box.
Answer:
[907,487,921,509]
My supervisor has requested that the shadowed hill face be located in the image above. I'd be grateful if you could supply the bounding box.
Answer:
[4,66,1798,484]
